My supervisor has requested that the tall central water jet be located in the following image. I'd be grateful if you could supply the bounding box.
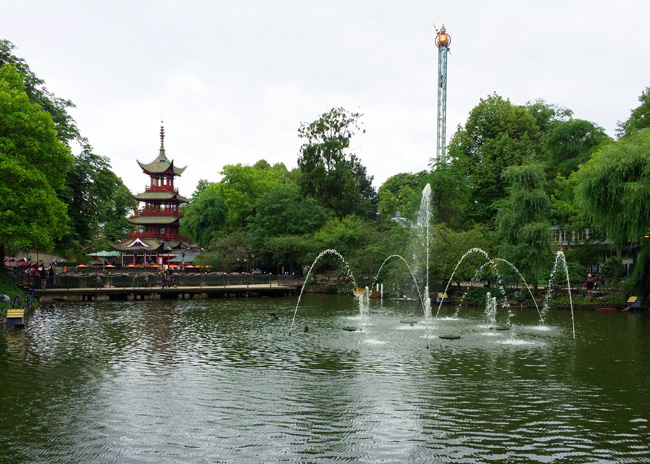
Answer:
[416,184,433,320]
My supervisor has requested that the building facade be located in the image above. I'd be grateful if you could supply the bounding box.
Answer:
[111,124,195,266]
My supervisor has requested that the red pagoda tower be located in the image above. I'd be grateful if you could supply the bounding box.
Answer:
[111,123,193,267]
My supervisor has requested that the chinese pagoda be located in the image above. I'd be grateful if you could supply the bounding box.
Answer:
[111,123,194,267]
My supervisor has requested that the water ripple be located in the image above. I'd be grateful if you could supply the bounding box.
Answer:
[0,298,649,462]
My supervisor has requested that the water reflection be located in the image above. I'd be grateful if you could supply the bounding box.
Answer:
[0,296,649,463]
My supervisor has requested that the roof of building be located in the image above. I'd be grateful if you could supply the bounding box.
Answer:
[133,191,189,202]
[127,215,179,225]
[137,149,187,176]
[137,125,187,176]
[166,241,194,250]
[110,238,167,252]
[86,250,122,257]
[110,238,194,252]
[168,251,202,262]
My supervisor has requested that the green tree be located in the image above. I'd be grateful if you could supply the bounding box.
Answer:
[265,234,317,276]
[495,164,553,288]
[191,179,212,201]
[99,173,136,243]
[312,215,368,257]
[524,99,572,134]
[0,64,73,260]
[248,184,331,249]
[0,40,79,143]
[215,161,290,229]
[574,128,650,298]
[377,171,429,220]
[429,160,470,229]
[180,185,228,248]
[617,87,650,138]
[602,256,624,291]
[626,241,650,299]
[309,215,384,283]
[297,107,377,218]
[448,93,541,225]
[543,119,610,178]
[2,40,133,257]
[56,142,136,256]
[574,129,650,249]
[430,223,495,290]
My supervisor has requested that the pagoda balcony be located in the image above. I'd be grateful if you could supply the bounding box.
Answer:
[128,231,189,241]
[144,185,179,193]
[132,209,184,218]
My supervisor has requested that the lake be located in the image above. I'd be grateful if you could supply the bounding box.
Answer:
[1,295,648,463]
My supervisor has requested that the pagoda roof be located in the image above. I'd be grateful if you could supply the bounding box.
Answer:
[137,148,187,176]
[110,238,195,252]
[127,215,179,225]
[166,240,194,250]
[133,191,189,202]
[137,124,186,176]
[110,238,167,252]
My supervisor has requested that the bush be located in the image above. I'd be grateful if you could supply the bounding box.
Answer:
[602,257,624,289]
[464,286,524,305]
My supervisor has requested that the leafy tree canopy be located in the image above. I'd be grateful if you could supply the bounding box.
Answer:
[549,174,583,226]
[448,93,541,225]
[543,119,611,178]
[574,128,650,248]
[430,223,495,285]
[428,160,471,229]
[0,39,79,143]
[524,99,572,133]
[180,185,227,248]
[297,107,377,219]
[313,215,375,258]
[214,161,290,229]
[0,64,73,256]
[377,171,429,220]
[2,40,134,257]
[56,141,137,256]
[248,184,331,249]
[617,87,650,139]
[495,164,553,287]
[191,179,212,202]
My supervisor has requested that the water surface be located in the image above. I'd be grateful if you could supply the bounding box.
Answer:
[1,296,648,463]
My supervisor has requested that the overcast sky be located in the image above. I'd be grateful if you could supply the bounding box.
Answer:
[3,1,649,196]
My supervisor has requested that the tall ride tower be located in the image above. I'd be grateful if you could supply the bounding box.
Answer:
[435,24,451,163]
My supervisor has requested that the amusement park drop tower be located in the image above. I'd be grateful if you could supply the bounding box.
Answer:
[435,24,451,163]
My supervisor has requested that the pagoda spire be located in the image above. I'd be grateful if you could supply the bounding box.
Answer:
[160,117,165,150]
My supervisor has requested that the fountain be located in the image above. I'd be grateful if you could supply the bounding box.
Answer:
[541,250,576,339]
[485,292,497,327]
[289,184,576,341]
[371,254,425,310]
[289,249,358,334]
[416,184,433,322]
[435,247,489,319]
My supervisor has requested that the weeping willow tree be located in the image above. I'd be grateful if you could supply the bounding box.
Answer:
[495,164,553,289]
[574,128,650,297]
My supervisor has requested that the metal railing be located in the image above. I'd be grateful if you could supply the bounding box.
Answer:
[5,267,298,290]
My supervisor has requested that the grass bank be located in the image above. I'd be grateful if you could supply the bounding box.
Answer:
[0,273,30,318]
